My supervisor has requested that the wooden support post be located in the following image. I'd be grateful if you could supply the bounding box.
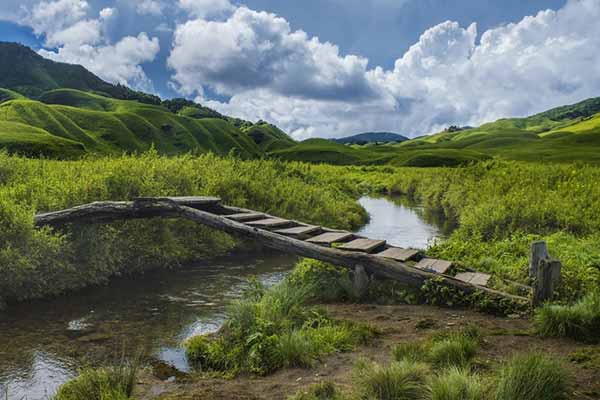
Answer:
[353,264,370,298]
[530,241,562,307]
[529,240,549,281]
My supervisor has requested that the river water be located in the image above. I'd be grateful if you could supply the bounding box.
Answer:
[0,196,448,400]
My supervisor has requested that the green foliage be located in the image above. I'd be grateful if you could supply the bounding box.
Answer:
[428,368,488,400]
[53,360,139,400]
[534,291,600,342]
[184,276,377,376]
[0,152,366,305]
[494,352,572,400]
[354,359,430,400]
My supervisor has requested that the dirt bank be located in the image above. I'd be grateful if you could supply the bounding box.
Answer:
[136,303,600,400]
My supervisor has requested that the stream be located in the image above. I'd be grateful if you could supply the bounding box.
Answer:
[0,196,449,400]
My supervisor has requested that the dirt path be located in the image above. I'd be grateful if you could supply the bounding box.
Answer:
[136,303,600,400]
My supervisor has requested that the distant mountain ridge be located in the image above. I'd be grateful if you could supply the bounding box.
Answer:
[333,132,409,144]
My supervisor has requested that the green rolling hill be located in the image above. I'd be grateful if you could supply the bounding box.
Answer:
[0,89,268,158]
[0,42,297,158]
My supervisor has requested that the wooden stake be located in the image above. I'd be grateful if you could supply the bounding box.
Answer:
[529,240,549,281]
[530,241,562,306]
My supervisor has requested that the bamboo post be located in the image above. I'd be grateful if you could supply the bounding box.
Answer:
[530,241,562,306]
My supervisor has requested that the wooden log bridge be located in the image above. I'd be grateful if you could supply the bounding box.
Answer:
[34,196,528,306]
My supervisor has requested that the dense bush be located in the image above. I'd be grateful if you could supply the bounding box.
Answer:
[0,152,366,304]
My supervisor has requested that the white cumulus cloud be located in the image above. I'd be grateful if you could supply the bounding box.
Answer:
[178,0,234,18]
[13,0,160,92]
[168,7,376,101]
[171,0,600,139]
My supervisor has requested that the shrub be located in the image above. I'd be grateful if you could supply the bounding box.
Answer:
[53,362,138,400]
[428,368,488,400]
[534,291,600,342]
[354,359,429,400]
[494,352,572,400]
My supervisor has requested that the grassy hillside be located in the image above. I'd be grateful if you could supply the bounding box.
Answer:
[0,89,265,158]
[242,122,296,151]
[0,42,160,104]
[333,131,409,144]
[270,138,397,165]
[389,97,600,165]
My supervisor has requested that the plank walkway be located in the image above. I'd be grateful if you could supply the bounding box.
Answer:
[33,196,528,305]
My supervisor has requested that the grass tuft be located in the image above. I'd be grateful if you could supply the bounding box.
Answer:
[354,359,429,400]
[534,291,600,342]
[494,352,572,400]
[287,381,342,400]
[53,359,139,400]
[428,367,488,400]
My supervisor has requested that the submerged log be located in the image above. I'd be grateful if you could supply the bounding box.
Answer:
[34,199,528,306]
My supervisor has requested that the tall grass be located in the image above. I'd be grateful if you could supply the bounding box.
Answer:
[494,352,572,400]
[0,151,366,304]
[534,291,600,342]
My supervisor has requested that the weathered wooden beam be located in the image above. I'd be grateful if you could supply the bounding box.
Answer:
[34,199,528,306]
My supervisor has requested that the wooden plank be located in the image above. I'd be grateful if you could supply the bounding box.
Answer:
[274,225,320,237]
[306,231,353,245]
[375,247,420,262]
[246,218,293,229]
[455,272,491,287]
[415,258,452,274]
[338,238,386,253]
[137,196,221,208]
[226,212,265,222]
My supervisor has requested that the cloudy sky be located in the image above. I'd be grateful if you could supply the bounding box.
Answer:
[1,0,599,139]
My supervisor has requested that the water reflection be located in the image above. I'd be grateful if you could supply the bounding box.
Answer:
[356,196,452,249]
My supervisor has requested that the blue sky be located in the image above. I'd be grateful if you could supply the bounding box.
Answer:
[1,0,598,139]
